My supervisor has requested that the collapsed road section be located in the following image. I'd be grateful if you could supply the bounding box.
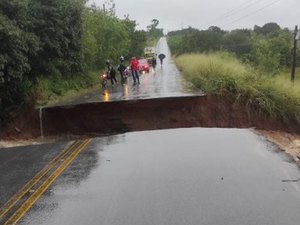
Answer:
[1,95,299,140]
[36,95,299,138]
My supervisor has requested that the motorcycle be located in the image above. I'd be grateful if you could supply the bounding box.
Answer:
[100,72,109,88]
[121,66,130,85]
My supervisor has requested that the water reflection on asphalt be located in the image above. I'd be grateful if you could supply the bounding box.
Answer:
[53,37,202,107]
[20,128,300,225]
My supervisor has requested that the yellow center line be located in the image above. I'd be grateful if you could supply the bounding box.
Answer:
[0,140,82,220]
[4,138,92,225]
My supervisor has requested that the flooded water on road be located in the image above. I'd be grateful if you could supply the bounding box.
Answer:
[20,128,300,225]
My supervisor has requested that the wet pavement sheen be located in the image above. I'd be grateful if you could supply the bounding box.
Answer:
[20,128,300,225]
[52,37,202,107]
[0,142,70,207]
[3,38,300,225]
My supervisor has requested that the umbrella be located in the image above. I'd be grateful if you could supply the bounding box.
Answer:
[158,53,166,60]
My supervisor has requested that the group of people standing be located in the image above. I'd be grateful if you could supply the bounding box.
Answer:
[105,56,140,86]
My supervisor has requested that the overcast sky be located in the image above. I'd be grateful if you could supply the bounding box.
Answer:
[90,0,300,32]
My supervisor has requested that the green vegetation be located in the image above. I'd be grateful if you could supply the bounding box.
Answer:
[169,23,300,126]
[23,70,100,106]
[175,53,300,125]
[147,19,164,41]
[168,23,295,75]
[0,0,149,125]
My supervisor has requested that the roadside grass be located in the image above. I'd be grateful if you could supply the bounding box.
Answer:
[25,70,100,106]
[175,53,300,125]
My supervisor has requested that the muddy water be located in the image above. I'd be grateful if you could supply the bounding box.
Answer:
[20,128,300,225]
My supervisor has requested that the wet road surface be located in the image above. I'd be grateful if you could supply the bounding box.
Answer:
[1,38,300,225]
[52,37,202,106]
[18,128,300,225]
[0,142,71,207]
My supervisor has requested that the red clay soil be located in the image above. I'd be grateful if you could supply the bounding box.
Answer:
[1,95,300,161]
[0,107,41,140]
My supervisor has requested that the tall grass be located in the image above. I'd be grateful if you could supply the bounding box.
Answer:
[175,53,300,125]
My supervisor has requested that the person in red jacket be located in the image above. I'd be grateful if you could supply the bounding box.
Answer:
[130,57,140,84]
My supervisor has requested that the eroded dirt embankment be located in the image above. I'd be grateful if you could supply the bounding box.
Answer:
[1,95,300,161]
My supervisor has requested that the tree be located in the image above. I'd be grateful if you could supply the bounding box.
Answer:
[147,19,164,39]
[254,22,281,36]
[147,19,159,30]
[167,27,225,55]
[122,16,146,57]
[250,31,291,74]
[0,0,39,125]
[223,29,252,57]
[103,0,116,16]
[208,26,223,33]
[0,0,86,125]
[27,0,85,76]
[0,0,39,82]
[82,5,144,69]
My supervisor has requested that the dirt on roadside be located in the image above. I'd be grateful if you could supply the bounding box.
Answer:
[258,130,300,163]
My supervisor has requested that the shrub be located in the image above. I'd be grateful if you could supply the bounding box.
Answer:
[175,53,300,125]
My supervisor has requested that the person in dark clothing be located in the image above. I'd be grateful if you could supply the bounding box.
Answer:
[152,56,157,68]
[106,60,117,85]
[117,56,127,85]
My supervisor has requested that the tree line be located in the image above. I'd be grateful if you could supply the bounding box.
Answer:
[167,23,296,75]
[0,0,148,125]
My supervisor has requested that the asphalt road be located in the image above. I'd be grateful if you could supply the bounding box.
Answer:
[0,142,70,207]
[51,37,202,107]
[17,128,300,225]
[1,38,300,225]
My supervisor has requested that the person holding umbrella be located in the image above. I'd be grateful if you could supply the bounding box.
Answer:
[158,53,166,65]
